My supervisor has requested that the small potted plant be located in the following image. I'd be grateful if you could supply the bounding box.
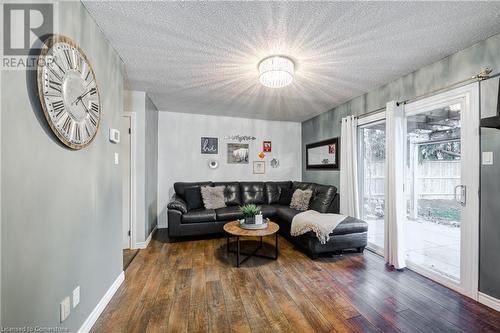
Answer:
[240,204,260,224]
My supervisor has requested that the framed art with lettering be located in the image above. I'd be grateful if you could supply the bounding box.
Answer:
[201,137,218,154]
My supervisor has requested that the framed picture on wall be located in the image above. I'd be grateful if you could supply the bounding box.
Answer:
[306,137,340,170]
[227,143,249,164]
[263,141,272,152]
[253,161,265,174]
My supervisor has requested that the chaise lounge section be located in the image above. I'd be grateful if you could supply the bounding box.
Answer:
[167,181,368,257]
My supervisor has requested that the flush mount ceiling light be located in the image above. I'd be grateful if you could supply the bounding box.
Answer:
[258,55,294,88]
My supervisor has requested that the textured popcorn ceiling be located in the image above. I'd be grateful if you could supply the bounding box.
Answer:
[83,1,500,122]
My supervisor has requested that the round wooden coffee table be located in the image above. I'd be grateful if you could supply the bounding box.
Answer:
[223,220,279,267]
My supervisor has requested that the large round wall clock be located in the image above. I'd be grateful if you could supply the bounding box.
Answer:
[37,35,101,150]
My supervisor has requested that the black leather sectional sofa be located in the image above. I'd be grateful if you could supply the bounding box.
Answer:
[167,181,368,258]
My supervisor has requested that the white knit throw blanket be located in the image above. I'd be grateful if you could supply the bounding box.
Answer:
[291,210,347,244]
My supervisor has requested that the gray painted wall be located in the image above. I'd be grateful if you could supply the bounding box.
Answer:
[1,1,124,330]
[145,95,158,236]
[480,127,500,298]
[302,32,500,299]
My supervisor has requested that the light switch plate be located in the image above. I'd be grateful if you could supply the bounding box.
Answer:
[482,151,493,165]
[114,152,119,165]
[73,286,80,308]
[109,128,120,143]
[60,296,71,322]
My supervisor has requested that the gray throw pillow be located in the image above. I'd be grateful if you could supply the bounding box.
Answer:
[200,186,226,209]
[290,189,313,211]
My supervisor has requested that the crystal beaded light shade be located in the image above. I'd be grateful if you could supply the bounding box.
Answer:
[258,56,294,88]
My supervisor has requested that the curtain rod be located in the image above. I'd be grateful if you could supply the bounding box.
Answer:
[338,107,386,123]
[336,68,497,124]
[356,107,386,119]
[397,68,498,106]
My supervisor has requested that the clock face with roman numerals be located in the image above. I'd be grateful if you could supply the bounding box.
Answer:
[37,35,101,150]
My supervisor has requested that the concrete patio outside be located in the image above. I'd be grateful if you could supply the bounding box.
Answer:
[366,218,460,280]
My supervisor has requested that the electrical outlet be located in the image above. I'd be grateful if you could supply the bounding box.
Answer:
[60,296,71,322]
[73,286,80,308]
[114,152,119,165]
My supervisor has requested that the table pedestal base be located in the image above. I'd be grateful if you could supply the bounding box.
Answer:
[226,234,278,267]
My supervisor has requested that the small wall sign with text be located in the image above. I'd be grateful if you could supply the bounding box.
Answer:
[224,135,256,142]
[201,137,218,154]
[263,141,272,152]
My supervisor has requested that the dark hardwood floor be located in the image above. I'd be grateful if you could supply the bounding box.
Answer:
[92,229,500,333]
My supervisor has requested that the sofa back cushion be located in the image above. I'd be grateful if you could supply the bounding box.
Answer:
[174,182,212,200]
[309,183,337,213]
[292,181,314,191]
[278,187,294,206]
[240,182,265,204]
[213,182,241,206]
[184,186,204,211]
[265,181,292,204]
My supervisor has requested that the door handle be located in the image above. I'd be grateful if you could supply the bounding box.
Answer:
[454,185,466,206]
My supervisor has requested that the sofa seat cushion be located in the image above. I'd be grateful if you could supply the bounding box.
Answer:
[182,209,216,223]
[215,205,277,221]
[215,206,244,221]
[298,216,368,238]
[275,205,301,223]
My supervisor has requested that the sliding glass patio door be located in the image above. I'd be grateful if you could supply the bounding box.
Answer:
[358,113,386,256]
[403,84,479,298]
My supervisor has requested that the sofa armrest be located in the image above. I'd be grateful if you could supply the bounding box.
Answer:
[167,195,188,214]
[168,209,183,237]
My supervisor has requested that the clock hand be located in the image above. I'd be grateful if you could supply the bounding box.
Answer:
[79,100,90,113]
[72,88,95,105]
[72,96,82,106]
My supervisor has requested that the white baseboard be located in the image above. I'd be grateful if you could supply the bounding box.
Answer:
[135,226,157,249]
[478,292,500,312]
[78,271,125,333]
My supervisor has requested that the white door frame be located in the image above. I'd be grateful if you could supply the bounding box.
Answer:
[123,112,137,250]
[357,110,387,256]
[404,82,480,300]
